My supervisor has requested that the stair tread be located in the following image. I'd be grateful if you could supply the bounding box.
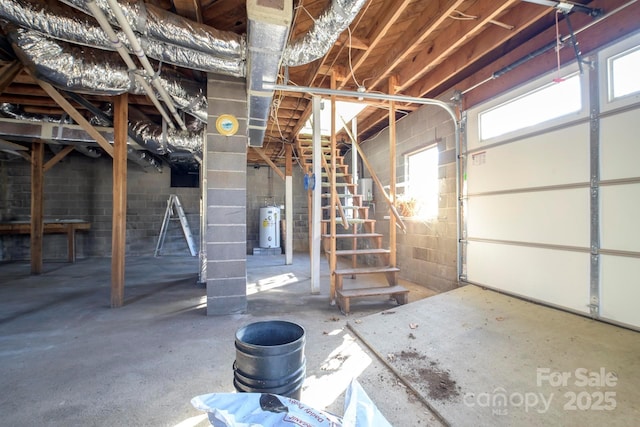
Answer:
[329,248,391,255]
[321,182,355,187]
[337,285,408,298]
[322,233,383,238]
[334,266,400,275]
[322,193,360,197]
[321,218,373,223]
[322,205,368,209]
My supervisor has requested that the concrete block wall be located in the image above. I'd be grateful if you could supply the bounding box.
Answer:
[352,104,458,292]
[205,75,248,315]
[0,150,200,261]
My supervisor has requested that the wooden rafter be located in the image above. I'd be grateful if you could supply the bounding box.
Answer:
[365,0,465,91]
[172,0,203,22]
[337,0,412,90]
[406,3,550,98]
[396,0,519,91]
[0,61,23,94]
[357,1,548,138]
[43,145,75,172]
[33,78,115,157]
[251,147,285,180]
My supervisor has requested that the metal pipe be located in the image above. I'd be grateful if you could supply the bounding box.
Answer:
[104,0,187,130]
[268,84,458,124]
[86,0,175,129]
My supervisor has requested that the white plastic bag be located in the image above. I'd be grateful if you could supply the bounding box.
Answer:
[191,392,342,427]
[191,379,392,427]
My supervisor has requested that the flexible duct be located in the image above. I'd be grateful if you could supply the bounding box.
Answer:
[7,29,208,122]
[60,0,245,59]
[129,120,205,155]
[0,102,73,123]
[0,0,244,76]
[0,101,204,159]
[283,0,368,66]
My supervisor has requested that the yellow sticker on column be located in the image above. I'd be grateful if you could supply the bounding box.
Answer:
[216,114,239,136]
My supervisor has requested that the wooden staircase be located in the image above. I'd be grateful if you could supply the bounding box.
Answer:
[296,138,409,314]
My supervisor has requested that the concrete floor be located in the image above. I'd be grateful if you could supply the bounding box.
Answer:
[349,285,640,426]
[0,254,441,426]
[1,254,638,426]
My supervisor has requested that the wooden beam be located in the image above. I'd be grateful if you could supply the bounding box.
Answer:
[43,145,75,172]
[251,147,285,180]
[0,138,28,151]
[30,142,44,274]
[336,33,369,50]
[111,93,128,308]
[172,0,203,23]
[285,143,293,265]
[405,2,548,98]
[388,76,397,268]
[338,0,412,90]
[0,61,23,94]
[396,0,518,91]
[33,78,115,157]
[285,143,293,177]
[329,73,337,302]
[366,0,465,91]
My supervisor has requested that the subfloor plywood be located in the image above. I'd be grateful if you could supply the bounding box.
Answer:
[348,284,640,426]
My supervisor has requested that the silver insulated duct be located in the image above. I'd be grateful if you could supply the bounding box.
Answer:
[283,0,368,67]
[246,0,292,147]
[60,0,245,59]
[0,0,245,76]
[7,28,208,122]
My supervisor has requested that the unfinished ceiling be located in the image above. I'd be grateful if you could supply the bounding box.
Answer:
[0,0,636,169]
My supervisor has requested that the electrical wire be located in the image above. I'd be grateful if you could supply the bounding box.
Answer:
[347,27,361,88]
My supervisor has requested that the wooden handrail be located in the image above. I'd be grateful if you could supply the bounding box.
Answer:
[321,153,350,230]
[339,116,407,233]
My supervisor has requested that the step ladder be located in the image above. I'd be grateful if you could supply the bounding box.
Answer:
[155,194,197,257]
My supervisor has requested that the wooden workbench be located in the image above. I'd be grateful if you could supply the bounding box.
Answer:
[0,220,91,262]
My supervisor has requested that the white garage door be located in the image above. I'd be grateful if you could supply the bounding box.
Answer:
[463,33,640,329]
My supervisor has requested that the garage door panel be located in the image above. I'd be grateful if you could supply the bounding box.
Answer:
[601,183,640,252]
[467,241,590,314]
[600,109,640,180]
[467,124,589,194]
[467,189,589,247]
[601,255,640,327]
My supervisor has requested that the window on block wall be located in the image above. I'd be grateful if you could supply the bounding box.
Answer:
[403,145,439,220]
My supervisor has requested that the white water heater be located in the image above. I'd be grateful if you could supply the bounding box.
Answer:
[259,206,280,248]
[359,178,373,201]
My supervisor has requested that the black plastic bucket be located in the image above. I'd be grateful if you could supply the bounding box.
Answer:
[233,320,306,400]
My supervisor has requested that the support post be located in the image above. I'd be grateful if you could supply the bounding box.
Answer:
[285,143,293,265]
[388,77,397,268]
[30,141,44,274]
[311,96,322,294]
[351,119,358,272]
[111,93,128,308]
[329,73,338,301]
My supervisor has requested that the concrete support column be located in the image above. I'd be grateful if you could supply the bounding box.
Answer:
[205,75,248,315]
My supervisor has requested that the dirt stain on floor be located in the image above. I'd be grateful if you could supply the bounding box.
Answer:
[392,347,461,401]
